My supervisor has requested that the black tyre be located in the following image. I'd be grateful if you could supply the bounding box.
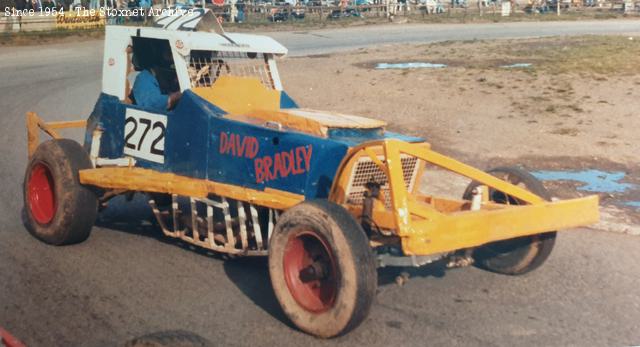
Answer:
[23,139,98,245]
[124,330,214,347]
[463,166,556,276]
[268,200,377,338]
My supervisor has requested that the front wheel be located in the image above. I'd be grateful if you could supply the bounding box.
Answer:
[268,200,377,338]
[463,166,557,275]
[23,139,98,245]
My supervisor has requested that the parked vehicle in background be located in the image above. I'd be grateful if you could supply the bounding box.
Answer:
[268,4,305,22]
[548,0,572,9]
[328,7,362,18]
[306,0,335,6]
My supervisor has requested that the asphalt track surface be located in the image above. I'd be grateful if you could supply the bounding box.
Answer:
[1,21,640,346]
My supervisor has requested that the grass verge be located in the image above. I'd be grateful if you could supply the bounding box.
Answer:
[0,27,104,46]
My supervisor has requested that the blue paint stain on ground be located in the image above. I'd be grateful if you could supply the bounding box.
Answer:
[531,170,635,193]
[624,201,640,209]
[501,63,533,68]
[376,62,447,70]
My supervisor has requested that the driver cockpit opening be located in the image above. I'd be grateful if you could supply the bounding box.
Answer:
[127,37,182,111]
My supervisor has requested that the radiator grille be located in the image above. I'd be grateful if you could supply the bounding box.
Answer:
[345,155,420,209]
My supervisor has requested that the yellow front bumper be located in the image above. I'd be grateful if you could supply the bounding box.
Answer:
[402,195,599,256]
[332,139,600,257]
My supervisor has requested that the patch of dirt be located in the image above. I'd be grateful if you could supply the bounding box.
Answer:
[278,35,640,227]
[550,127,580,136]
[299,53,334,59]
[280,36,639,162]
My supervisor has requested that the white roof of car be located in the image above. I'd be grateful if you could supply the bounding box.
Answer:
[102,9,287,100]
[105,8,287,56]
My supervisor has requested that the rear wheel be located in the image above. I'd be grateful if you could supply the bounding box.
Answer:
[463,166,557,275]
[23,139,98,245]
[268,200,377,338]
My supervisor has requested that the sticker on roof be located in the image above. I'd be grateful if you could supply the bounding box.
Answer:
[153,8,224,33]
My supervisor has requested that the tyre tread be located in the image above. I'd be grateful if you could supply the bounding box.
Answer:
[463,166,557,276]
[23,139,97,245]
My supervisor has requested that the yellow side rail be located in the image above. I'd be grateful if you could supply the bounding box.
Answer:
[79,167,304,210]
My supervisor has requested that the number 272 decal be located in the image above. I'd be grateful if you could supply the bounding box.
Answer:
[123,109,167,164]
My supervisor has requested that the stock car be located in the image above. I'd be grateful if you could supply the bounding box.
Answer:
[23,9,599,338]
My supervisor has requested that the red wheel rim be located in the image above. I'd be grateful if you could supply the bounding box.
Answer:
[28,163,56,225]
[283,231,338,313]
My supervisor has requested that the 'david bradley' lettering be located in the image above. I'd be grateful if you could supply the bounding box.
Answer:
[219,132,259,159]
[255,145,312,184]
[218,132,312,184]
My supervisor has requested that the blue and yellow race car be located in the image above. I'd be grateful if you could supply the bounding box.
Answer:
[23,10,599,338]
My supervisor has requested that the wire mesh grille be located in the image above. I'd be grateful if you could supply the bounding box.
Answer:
[188,51,275,89]
[346,155,420,209]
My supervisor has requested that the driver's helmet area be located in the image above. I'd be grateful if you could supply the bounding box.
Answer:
[126,37,180,107]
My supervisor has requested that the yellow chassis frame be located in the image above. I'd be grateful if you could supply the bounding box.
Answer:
[27,112,599,257]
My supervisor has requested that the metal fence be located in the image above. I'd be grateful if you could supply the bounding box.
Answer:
[210,0,639,23]
[1,0,638,33]
[0,15,57,32]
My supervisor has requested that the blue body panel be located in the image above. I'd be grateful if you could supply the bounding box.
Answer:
[84,90,423,199]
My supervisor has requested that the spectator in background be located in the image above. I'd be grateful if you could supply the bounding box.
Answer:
[139,0,152,23]
[236,3,245,22]
[14,0,27,30]
[42,0,56,9]
[540,0,549,12]
[15,0,27,10]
